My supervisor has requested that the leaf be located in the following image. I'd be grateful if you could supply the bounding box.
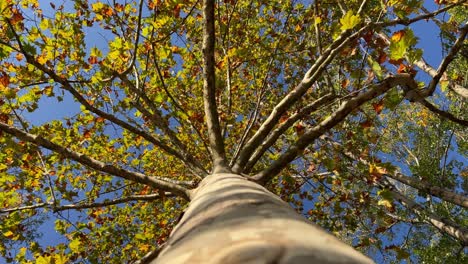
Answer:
[69,238,82,253]
[391,30,406,42]
[340,11,361,31]
[389,28,418,60]
[372,101,384,114]
[3,230,14,239]
[377,199,393,209]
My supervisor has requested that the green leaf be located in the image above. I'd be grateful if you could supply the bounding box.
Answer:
[389,29,418,60]
[340,11,361,31]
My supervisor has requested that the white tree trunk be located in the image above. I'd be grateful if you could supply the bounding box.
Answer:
[153,173,374,263]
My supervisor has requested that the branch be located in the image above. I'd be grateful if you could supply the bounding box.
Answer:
[0,193,174,214]
[425,23,468,97]
[119,74,208,175]
[151,45,212,162]
[385,183,468,245]
[334,140,468,244]
[202,0,228,172]
[253,74,417,184]
[375,1,467,27]
[243,93,336,173]
[385,172,468,209]
[4,20,200,174]
[420,99,468,126]
[55,193,175,211]
[0,122,191,200]
[232,25,372,173]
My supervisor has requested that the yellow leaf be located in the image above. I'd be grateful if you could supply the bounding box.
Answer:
[340,11,361,31]
[37,55,47,65]
[54,254,68,264]
[378,199,393,209]
[36,255,52,264]
[91,2,105,12]
[69,238,82,253]
[139,244,150,252]
[314,16,322,25]
[3,230,14,238]
[369,164,386,175]
[39,19,50,31]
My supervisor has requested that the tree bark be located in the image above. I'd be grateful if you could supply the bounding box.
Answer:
[152,173,373,263]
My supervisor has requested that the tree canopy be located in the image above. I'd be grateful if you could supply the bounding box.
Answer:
[0,0,467,263]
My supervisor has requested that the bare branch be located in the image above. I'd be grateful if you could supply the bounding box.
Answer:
[425,23,468,97]
[0,203,51,214]
[420,99,468,126]
[385,172,468,209]
[0,122,191,200]
[253,74,417,184]
[243,93,336,173]
[202,0,228,172]
[0,193,175,214]
[385,183,468,245]
[55,193,175,211]
[375,1,467,27]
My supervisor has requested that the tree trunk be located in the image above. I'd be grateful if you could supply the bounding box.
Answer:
[153,173,373,263]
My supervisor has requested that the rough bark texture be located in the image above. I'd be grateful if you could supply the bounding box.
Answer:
[153,173,374,263]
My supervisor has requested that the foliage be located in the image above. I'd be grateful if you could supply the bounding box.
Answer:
[0,0,467,263]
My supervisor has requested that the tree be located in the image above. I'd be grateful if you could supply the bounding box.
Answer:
[0,0,467,263]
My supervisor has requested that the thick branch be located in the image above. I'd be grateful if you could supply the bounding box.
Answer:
[0,122,191,200]
[243,93,336,173]
[253,74,417,184]
[202,0,228,172]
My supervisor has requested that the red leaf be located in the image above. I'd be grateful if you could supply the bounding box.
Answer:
[360,120,372,128]
[372,101,384,114]
[279,114,289,124]
[88,56,99,65]
[173,4,181,18]
[377,52,387,64]
[295,122,305,136]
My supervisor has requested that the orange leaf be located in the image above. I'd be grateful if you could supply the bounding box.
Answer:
[15,53,24,61]
[391,30,406,42]
[341,79,350,88]
[0,73,10,88]
[83,130,92,138]
[104,7,114,16]
[173,4,181,18]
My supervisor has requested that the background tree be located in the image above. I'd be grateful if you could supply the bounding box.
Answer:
[0,0,467,263]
